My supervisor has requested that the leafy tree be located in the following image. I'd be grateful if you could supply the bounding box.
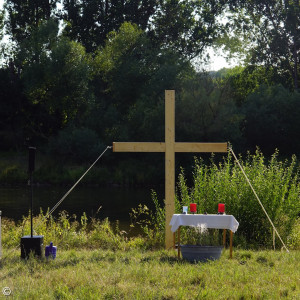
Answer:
[0,6,8,64]
[4,0,59,44]
[14,19,92,142]
[88,22,146,142]
[176,73,244,146]
[0,7,4,39]
[60,0,157,52]
[60,0,227,59]
[4,0,229,62]
[0,66,27,149]
[90,22,193,143]
[226,0,300,90]
[216,66,277,106]
[150,0,227,60]
[242,84,300,155]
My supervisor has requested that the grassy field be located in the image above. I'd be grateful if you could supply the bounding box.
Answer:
[0,248,299,299]
[1,149,300,299]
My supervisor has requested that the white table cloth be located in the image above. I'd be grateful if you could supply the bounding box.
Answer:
[169,214,239,233]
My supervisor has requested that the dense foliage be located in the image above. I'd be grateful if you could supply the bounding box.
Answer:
[0,0,300,181]
[228,0,300,90]
[177,150,300,249]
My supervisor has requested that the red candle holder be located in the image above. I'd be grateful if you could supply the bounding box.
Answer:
[218,203,225,214]
[190,203,197,214]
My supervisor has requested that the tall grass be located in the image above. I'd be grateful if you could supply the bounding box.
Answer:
[1,210,132,251]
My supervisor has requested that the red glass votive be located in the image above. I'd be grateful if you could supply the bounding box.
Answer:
[218,203,225,214]
[190,203,197,214]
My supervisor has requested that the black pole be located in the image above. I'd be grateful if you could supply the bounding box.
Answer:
[28,147,36,238]
[30,172,33,237]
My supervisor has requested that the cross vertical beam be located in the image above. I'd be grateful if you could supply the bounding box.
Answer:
[113,90,227,249]
[165,90,175,248]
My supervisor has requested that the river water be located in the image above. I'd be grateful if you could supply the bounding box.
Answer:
[0,185,163,232]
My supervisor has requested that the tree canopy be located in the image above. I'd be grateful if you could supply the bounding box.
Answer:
[226,0,300,90]
[0,0,300,176]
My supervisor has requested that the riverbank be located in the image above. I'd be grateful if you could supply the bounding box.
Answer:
[0,185,160,225]
[0,150,165,187]
[1,248,299,299]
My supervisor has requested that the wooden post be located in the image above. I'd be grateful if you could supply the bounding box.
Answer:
[165,90,175,248]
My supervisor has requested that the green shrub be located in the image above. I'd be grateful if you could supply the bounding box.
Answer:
[134,150,300,249]
[287,218,300,250]
[176,150,300,249]
[1,210,128,250]
[129,191,165,249]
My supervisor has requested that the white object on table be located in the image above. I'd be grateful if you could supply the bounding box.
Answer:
[170,214,239,232]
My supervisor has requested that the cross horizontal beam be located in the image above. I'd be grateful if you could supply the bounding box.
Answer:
[113,90,228,250]
[113,142,165,152]
[113,142,227,153]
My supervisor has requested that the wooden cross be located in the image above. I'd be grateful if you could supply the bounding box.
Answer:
[113,90,227,249]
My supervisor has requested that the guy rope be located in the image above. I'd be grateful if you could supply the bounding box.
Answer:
[1,146,112,258]
[229,147,289,252]
[36,146,112,229]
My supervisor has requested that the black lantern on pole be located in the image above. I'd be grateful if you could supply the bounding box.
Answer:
[20,147,44,259]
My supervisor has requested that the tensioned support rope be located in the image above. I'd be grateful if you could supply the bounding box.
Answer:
[39,145,112,224]
[2,146,112,257]
[229,147,289,252]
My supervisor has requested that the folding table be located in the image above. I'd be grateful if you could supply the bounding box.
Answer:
[170,214,239,259]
